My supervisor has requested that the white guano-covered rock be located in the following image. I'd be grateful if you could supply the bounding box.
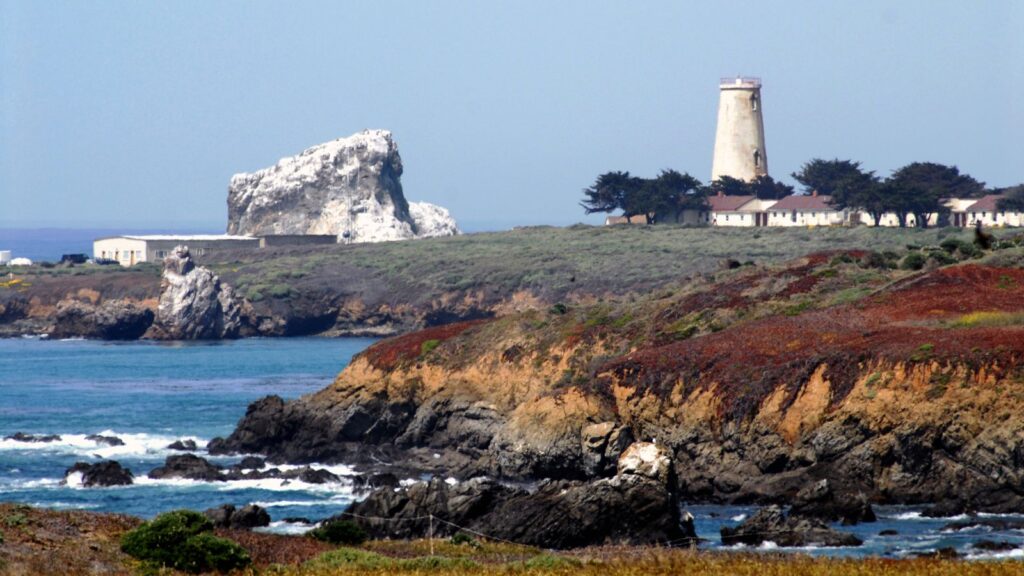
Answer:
[617,442,673,485]
[226,129,458,243]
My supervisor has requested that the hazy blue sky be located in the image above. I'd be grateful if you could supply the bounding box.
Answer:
[2,1,1022,230]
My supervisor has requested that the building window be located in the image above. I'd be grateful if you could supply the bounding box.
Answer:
[751,93,759,111]
[753,149,761,168]
[791,210,797,223]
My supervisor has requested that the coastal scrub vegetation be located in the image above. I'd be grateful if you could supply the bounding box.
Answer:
[120,509,251,573]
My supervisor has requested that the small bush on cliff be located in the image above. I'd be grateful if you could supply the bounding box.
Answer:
[309,519,368,545]
[120,510,250,574]
[900,252,926,270]
[420,339,441,357]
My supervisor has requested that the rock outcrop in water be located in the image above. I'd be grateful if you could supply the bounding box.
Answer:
[226,129,458,243]
[65,461,134,487]
[347,442,694,548]
[147,246,245,340]
[50,300,154,340]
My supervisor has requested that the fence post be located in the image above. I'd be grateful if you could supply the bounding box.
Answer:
[429,514,434,556]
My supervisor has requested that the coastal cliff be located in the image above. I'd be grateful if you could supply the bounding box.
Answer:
[214,250,1024,510]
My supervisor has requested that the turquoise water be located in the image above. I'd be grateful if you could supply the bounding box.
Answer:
[0,337,377,533]
[2,337,1023,558]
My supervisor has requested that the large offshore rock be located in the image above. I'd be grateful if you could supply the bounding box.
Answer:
[227,129,458,243]
[149,246,244,340]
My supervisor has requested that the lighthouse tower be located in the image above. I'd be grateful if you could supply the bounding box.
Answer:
[711,76,767,182]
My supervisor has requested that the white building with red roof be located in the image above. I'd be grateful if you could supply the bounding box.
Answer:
[767,192,846,227]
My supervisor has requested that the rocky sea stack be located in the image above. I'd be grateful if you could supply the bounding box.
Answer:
[227,129,458,243]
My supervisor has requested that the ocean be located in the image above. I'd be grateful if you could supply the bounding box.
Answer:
[0,228,221,263]
[1,337,1023,558]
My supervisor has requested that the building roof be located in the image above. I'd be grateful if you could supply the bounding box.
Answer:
[770,194,835,212]
[708,195,757,212]
[965,194,1004,212]
[94,234,257,242]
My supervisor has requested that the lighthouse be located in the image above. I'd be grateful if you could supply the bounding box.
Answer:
[711,76,767,182]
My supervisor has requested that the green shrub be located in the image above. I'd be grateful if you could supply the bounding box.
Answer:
[245,287,265,302]
[309,519,368,545]
[4,513,26,527]
[267,283,292,299]
[928,251,957,266]
[306,548,392,570]
[900,252,927,270]
[420,339,442,357]
[120,510,250,574]
[450,531,478,546]
[548,303,568,315]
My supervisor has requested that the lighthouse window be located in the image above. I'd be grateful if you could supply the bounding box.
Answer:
[751,94,758,111]
[753,149,761,168]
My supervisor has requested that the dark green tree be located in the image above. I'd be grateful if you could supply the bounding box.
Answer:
[651,169,706,222]
[581,171,634,216]
[707,176,750,197]
[749,175,795,200]
[791,159,868,196]
[995,184,1024,212]
[886,163,985,228]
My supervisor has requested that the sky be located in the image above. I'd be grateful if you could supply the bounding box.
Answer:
[1,1,1022,231]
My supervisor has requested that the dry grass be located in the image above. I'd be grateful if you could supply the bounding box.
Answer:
[256,542,1024,575]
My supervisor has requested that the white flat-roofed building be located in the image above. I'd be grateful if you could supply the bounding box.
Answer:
[93,235,260,267]
[0,250,10,265]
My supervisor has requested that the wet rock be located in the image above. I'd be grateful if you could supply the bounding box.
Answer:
[972,540,1018,552]
[203,504,271,530]
[284,467,340,485]
[236,456,265,469]
[788,479,876,525]
[922,499,974,518]
[65,461,134,487]
[879,529,899,536]
[204,504,235,527]
[916,547,960,559]
[581,422,634,478]
[86,434,125,447]
[5,432,61,443]
[167,439,198,451]
[50,299,154,340]
[148,454,226,482]
[371,472,401,488]
[720,505,862,548]
[347,442,691,549]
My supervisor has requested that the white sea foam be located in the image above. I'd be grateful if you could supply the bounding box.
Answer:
[0,430,207,460]
[134,475,356,494]
[31,501,100,510]
[256,520,316,535]
[890,511,923,520]
[730,514,747,522]
[64,471,84,488]
[252,497,351,508]
[758,541,779,550]
[966,548,1024,560]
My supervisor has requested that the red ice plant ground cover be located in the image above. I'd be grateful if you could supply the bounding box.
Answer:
[603,265,1024,420]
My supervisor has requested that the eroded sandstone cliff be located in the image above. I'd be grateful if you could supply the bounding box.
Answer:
[213,253,1024,512]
